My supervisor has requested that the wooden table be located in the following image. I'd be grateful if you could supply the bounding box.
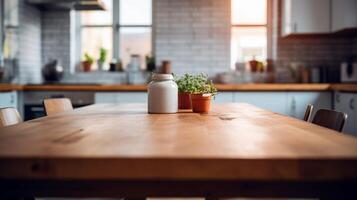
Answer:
[1,103,357,199]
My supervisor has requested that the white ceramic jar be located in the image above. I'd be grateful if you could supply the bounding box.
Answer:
[148,74,178,114]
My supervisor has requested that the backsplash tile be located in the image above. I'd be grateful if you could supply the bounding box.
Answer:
[154,0,231,76]
[17,0,42,84]
[42,10,71,74]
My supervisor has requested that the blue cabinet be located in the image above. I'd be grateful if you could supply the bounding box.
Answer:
[334,92,356,135]
[234,92,288,115]
[0,91,17,109]
[212,92,234,103]
[95,92,147,103]
[287,92,332,120]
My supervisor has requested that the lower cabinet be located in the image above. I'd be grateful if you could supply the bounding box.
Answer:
[0,91,17,109]
[95,92,147,103]
[234,92,288,115]
[287,92,332,120]
[212,92,234,103]
[95,91,333,122]
[334,92,356,136]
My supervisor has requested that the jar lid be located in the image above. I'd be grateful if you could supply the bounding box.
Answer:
[152,73,174,81]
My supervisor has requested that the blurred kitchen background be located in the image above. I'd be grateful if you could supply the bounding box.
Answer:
[0,0,356,84]
[1,0,357,135]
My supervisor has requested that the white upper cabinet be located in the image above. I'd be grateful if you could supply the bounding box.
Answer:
[282,0,331,36]
[331,0,357,32]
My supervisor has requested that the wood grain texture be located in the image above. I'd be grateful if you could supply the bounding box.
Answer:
[0,84,23,92]
[22,83,333,91]
[0,103,357,182]
[1,83,357,92]
[330,84,357,92]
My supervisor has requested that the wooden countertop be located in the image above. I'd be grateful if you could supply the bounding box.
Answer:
[0,83,357,92]
[1,103,357,182]
[0,84,23,92]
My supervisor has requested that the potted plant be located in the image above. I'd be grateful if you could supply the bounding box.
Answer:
[82,53,94,72]
[175,73,194,109]
[146,54,155,72]
[188,73,217,113]
[97,48,107,71]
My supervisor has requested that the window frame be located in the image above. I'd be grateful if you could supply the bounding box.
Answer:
[74,0,153,72]
[230,0,273,66]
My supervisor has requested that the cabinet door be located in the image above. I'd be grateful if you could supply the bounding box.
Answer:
[282,0,330,35]
[332,0,357,32]
[95,92,147,104]
[334,92,355,135]
[234,92,288,115]
[287,92,332,120]
[212,92,234,103]
[0,91,17,109]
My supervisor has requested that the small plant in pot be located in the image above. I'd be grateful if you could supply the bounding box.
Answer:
[97,47,107,71]
[175,73,195,109]
[82,53,94,72]
[188,73,217,113]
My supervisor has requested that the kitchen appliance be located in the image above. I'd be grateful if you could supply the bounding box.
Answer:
[24,91,94,120]
[341,58,357,83]
[42,60,64,83]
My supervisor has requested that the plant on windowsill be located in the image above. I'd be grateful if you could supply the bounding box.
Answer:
[97,48,107,71]
[82,53,94,72]
[146,54,155,72]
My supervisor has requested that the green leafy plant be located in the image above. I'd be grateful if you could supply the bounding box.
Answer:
[98,48,107,63]
[145,54,155,65]
[84,53,94,64]
[175,73,217,96]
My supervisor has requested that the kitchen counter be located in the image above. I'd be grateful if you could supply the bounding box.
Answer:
[0,84,23,92]
[0,83,357,92]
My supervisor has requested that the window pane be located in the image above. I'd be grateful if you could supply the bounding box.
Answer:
[81,0,112,25]
[120,0,152,25]
[231,27,267,65]
[81,27,113,70]
[232,0,266,24]
[120,27,151,69]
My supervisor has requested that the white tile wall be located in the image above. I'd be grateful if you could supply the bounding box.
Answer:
[154,0,231,76]
[18,0,42,84]
[42,10,71,74]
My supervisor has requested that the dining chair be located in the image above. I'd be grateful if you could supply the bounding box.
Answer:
[303,104,313,121]
[311,109,348,132]
[43,98,73,116]
[0,107,23,127]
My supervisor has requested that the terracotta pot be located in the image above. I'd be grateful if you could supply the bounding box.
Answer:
[190,94,212,113]
[178,92,192,109]
[82,61,92,72]
[249,60,258,72]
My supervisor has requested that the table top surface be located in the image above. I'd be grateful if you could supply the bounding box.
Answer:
[1,103,357,181]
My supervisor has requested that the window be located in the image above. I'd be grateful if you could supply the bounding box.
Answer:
[79,0,152,70]
[231,0,267,67]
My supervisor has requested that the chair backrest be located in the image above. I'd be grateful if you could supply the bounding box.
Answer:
[303,104,313,122]
[0,107,23,127]
[43,98,73,116]
[311,109,347,132]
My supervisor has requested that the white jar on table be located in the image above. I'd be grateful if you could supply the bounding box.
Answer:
[148,74,178,114]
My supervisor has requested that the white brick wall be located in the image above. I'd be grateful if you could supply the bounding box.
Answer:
[18,0,42,84]
[42,10,71,74]
[154,0,231,76]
